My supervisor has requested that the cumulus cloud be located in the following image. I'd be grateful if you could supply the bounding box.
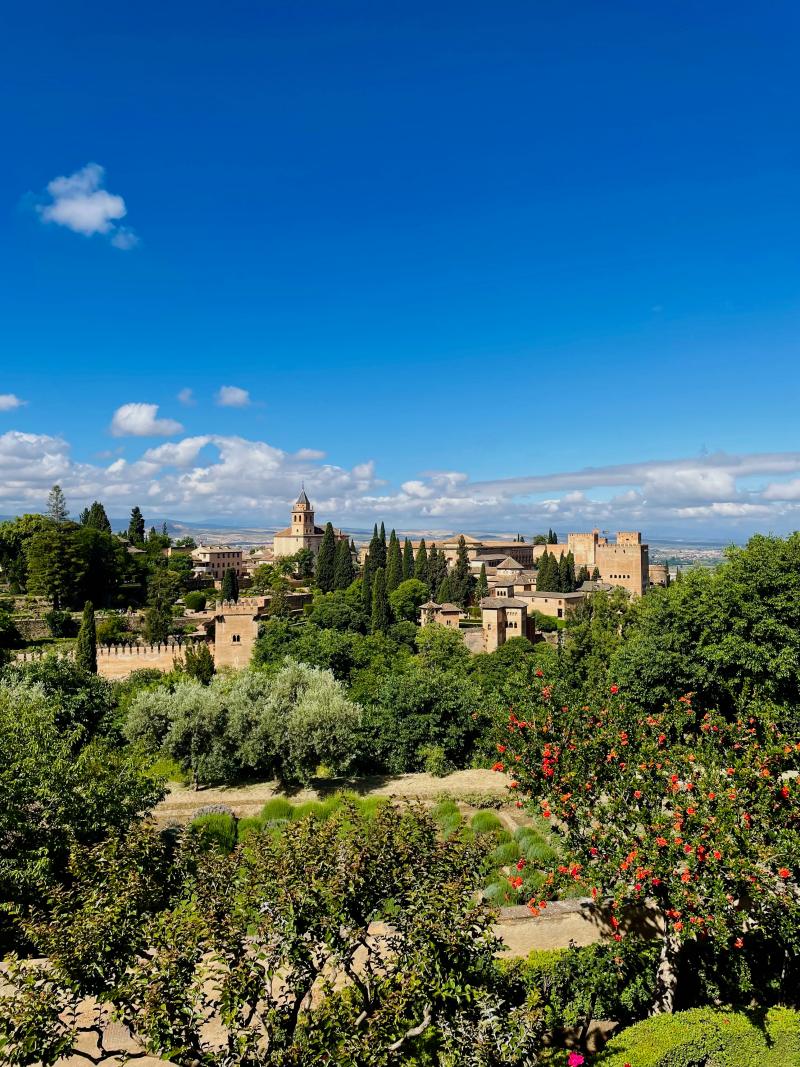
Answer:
[177,388,195,406]
[1,430,800,537]
[36,163,138,249]
[215,385,251,408]
[110,403,184,438]
[0,394,26,411]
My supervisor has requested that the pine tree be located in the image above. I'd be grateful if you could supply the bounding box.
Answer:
[414,539,429,588]
[316,522,337,592]
[386,531,403,593]
[333,537,355,590]
[476,563,489,601]
[79,508,90,526]
[47,485,69,525]
[221,567,240,602]
[74,600,97,674]
[402,537,414,580]
[370,567,390,633]
[451,534,475,609]
[128,507,145,544]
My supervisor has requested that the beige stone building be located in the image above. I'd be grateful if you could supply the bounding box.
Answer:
[517,590,586,620]
[191,545,244,581]
[272,489,349,559]
[480,597,534,651]
[419,601,464,629]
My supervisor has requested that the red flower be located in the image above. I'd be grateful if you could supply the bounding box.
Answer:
[610,684,619,695]
[516,858,527,871]
[633,790,642,799]
[655,836,668,847]
[535,668,543,678]
[778,868,791,879]
[713,850,722,860]
[734,937,744,949]
[496,744,506,753]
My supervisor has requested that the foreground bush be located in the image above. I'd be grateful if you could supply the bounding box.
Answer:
[1,804,544,1066]
[598,1006,800,1066]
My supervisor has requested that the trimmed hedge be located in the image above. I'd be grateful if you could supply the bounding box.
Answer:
[598,1007,800,1066]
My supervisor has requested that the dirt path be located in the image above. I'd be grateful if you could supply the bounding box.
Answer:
[156,768,508,824]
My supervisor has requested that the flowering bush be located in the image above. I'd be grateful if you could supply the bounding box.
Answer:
[499,682,800,1012]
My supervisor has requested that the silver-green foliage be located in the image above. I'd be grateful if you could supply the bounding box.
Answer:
[125,659,362,786]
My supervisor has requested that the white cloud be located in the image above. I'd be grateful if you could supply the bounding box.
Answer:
[1,430,800,537]
[215,385,250,408]
[177,388,195,406]
[0,394,26,411]
[295,448,325,460]
[110,403,183,438]
[37,163,138,249]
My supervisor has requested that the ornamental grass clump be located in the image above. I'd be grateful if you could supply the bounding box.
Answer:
[188,811,237,853]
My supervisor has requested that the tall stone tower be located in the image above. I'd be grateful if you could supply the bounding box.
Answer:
[291,487,315,539]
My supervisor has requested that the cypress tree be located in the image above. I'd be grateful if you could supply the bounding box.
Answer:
[414,539,429,588]
[592,565,601,581]
[557,553,570,594]
[536,550,553,592]
[75,600,97,674]
[451,534,474,609]
[436,573,453,603]
[161,521,169,538]
[316,522,337,592]
[548,528,558,544]
[565,551,576,592]
[361,557,373,617]
[128,507,145,544]
[476,562,489,601]
[386,531,403,592]
[221,567,240,602]
[403,537,414,580]
[368,525,385,571]
[370,567,390,633]
[428,544,447,593]
[333,537,355,590]
[577,564,590,584]
[79,508,90,525]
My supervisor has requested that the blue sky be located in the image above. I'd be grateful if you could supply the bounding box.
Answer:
[2,1,800,536]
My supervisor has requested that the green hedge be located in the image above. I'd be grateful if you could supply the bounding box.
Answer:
[598,1007,800,1066]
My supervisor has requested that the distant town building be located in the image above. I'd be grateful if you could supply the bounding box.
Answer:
[272,489,349,559]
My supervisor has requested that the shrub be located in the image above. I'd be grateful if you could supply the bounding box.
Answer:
[95,614,128,644]
[43,609,75,638]
[483,877,520,906]
[598,1006,800,1066]
[489,840,521,867]
[189,812,237,853]
[191,803,235,819]
[183,591,207,612]
[146,755,190,785]
[516,938,659,1035]
[470,811,504,834]
[431,798,460,822]
[236,817,263,842]
[418,744,452,778]
[259,798,295,823]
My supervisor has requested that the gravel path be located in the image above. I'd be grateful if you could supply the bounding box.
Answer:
[156,768,509,824]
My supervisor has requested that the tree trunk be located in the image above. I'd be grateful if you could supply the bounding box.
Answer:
[651,932,680,1014]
